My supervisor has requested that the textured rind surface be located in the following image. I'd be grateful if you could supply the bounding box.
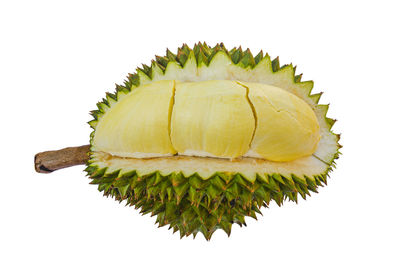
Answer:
[85,163,328,240]
[86,42,341,240]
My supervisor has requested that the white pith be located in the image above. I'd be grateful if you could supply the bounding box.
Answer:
[91,50,338,179]
[90,151,327,182]
[106,151,174,159]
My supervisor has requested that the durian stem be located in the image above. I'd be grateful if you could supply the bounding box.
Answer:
[34,145,90,173]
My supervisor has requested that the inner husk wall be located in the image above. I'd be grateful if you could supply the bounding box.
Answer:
[90,151,328,182]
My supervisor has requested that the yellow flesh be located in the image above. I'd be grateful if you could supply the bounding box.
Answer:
[93,80,176,158]
[243,82,320,161]
[171,80,255,158]
[93,80,320,162]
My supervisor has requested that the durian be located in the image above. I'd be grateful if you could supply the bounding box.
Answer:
[36,42,341,240]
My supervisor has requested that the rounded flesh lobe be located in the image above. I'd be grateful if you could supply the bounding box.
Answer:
[92,80,176,158]
[171,80,255,159]
[244,82,320,161]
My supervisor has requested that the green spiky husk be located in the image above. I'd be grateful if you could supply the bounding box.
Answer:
[86,42,341,240]
[85,165,329,240]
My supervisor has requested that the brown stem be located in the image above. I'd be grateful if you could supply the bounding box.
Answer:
[34,145,90,173]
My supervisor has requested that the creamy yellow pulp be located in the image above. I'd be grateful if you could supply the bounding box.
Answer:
[93,80,320,162]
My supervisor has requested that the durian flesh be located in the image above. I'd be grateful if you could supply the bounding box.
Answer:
[93,80,320,162]
[93,80,176,158]
[87,43,340,240]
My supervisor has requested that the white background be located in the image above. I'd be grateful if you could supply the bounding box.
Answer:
[1,0,399,270]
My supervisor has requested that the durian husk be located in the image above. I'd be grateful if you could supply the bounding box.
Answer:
[86,42,341,240]
[85,163,329,240]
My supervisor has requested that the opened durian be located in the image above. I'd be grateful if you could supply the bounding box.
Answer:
[35,42,341,240]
